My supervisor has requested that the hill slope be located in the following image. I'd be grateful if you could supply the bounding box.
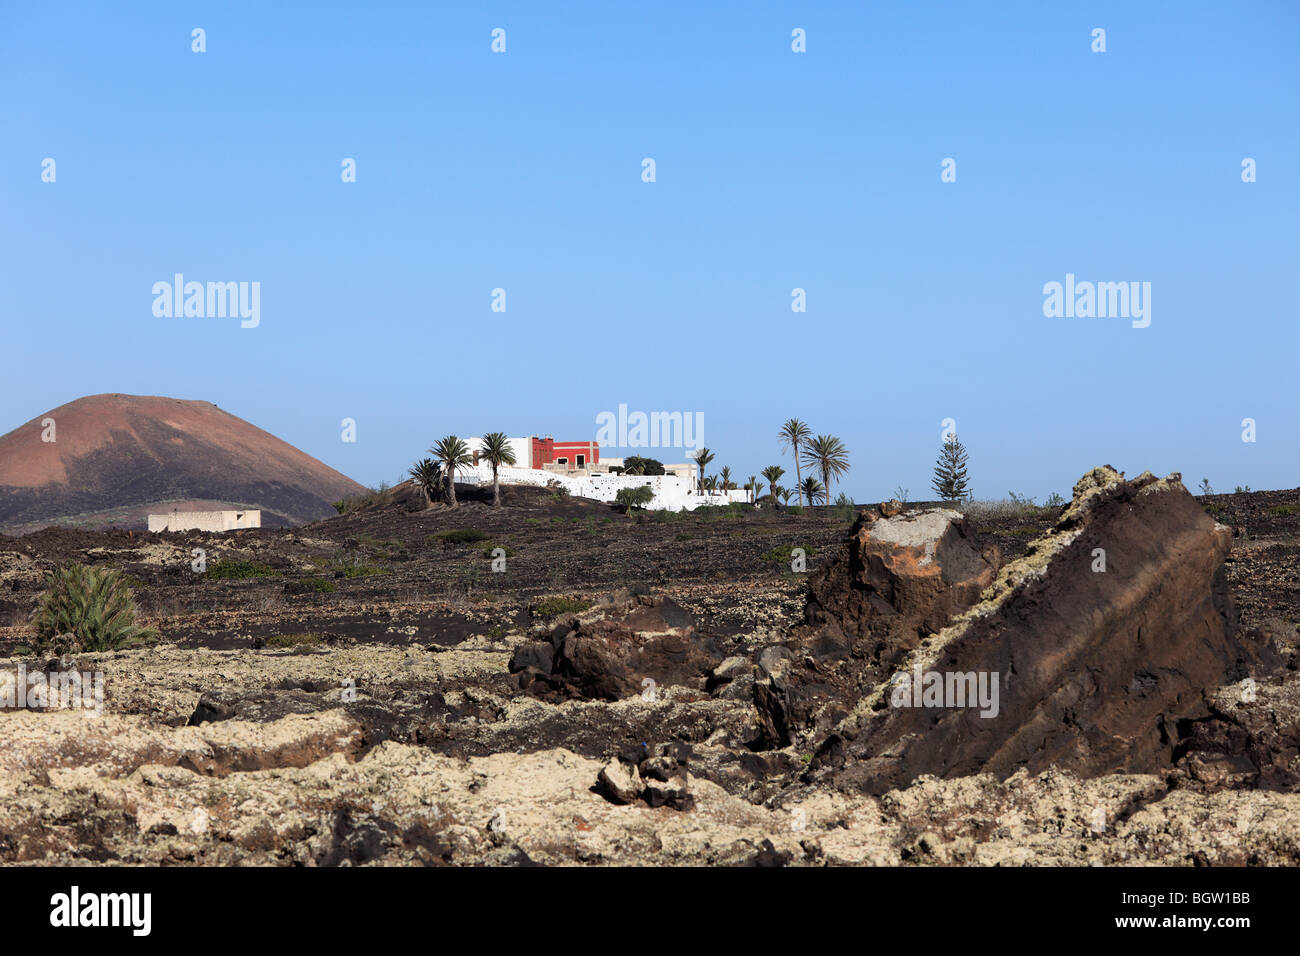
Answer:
[0,394,365,532]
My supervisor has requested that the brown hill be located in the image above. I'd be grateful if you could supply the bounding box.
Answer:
[0,394,366,532]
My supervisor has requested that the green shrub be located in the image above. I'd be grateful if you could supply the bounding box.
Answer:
[351,535,407,558]
[332,488,384,514]
[302,577,337,592]
[263,632,324,649]
[1269,504,1300,516]
[785,505,804,516]
[760,544,814,563]
[621,456,666,476]
[533,595,592,618]
[436,528,489,546]
[207,560,279,580]
[31,564,157,654]
[694,503,748,520]
[615,485,656,511]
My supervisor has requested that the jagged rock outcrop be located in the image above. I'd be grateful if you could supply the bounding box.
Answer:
[812,467,1282,794]
[806,506,999,654]
[752,507,998,747]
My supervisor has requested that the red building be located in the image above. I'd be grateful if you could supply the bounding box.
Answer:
[531,437,599,470]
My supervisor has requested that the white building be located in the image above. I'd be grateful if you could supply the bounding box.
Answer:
[464,436,536,470]
[456,464,747,511]
[147,510,261,532]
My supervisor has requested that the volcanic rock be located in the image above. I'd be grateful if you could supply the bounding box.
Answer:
[806,507,999,656]
[598,758,643,804]
[750,507,998,748]
[813,467,1283,794]
[638,743,695,810]
[1172,666,1300,791]
[512,590,722,701]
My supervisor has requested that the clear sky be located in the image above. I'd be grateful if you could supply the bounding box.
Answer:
[3,1,1297,501]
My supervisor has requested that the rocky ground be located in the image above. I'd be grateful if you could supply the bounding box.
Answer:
[1,476,1298,866]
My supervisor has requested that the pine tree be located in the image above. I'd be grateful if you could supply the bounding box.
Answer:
[931,435,971,500]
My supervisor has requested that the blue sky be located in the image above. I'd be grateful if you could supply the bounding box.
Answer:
[2,1,1297,501]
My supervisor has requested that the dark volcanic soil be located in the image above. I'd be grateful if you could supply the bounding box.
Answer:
[3,482,1298,688]
[2,481,1298,866]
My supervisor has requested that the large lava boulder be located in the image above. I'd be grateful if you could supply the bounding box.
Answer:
[806,506,999,657]
[752,507,998,748]
[812,467,1282,794]
[511,590,722,701]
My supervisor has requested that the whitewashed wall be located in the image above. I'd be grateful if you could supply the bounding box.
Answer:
[456,465,748,511]
[463,436,533,469]
[147,510,262,532]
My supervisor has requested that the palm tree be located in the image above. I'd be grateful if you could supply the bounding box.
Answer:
[478,432,516,506]
[801,434,850,504]
[430,435,474,508]
[761,465,785,509]
[408,458,443,508]
[747,475,758,504]
[778,487,793,506]
[779,418,813,506]
[800,475,826,506]
[720,466,732,496]
[692,447,715,496]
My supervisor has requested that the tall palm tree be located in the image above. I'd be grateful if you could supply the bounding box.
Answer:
[761,465,785,509]
[801,434,850,504]
[779,418,813,505]
[408,458,443,508]
[800,475,826,506]
[719,466,732,496]
[478,432,516,506]
[430,435,474,508]
[747,475,758,504]
[692,447,715,496]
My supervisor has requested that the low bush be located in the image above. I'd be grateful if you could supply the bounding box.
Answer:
[206,560,279,580]
[263,632,324,649]
[615,485,655,511]
[760,543,814,563]
[434,528,489,546]
[533,595,592,618]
